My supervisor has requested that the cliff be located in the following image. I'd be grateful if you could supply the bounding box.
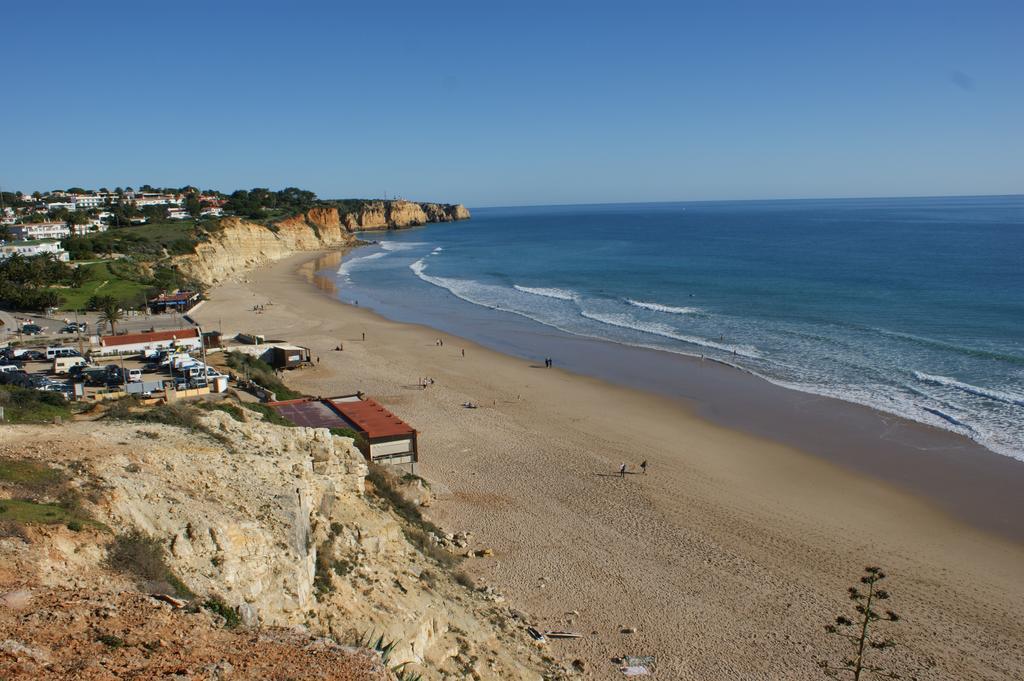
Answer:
[0,412,546,680]
[177,201,470,287]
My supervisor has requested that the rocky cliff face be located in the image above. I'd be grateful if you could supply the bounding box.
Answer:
[177,201,470,287]
[0,415,544,680]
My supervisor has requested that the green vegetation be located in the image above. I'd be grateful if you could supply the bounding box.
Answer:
[96,634,126,648]
[0,457,104,535]
[0,458,65,491]
[239,401,296,427]
[196,401,245,422]
[46,261,152,311]
[224,187,318,220]
[821,566,902,680]
[106,400,235,449]
[202,595,241,628]
[0,385,72,423]
[353,632,424,681]
[63,220,200,260]
[225,351,303,400]
[0,252,74,310]
[108,531,194,598]
[365,463,460,568]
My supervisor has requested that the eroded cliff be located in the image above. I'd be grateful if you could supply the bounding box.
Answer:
[0,411,544,680]
[177,201,470,287]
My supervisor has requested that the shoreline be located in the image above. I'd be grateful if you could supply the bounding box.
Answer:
[193,249,1024,679]
[315,245,1024,543]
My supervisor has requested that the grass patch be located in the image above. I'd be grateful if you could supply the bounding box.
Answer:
[196,401,245,422]
[225,351,303,400]
[239,401,296,427]
[0,459,65,493]
[46,260,151,311]
[108,531,193,598]
[0,385,72,424]
[0,499,102,530]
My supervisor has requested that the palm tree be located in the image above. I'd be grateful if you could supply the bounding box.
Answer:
[99,301,124,335]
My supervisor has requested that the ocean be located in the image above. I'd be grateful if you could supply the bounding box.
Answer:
[329,196,1024,461]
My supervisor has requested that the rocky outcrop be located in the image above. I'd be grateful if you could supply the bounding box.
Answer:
[0,416,543,680]
[177,201,470,286]
[339,200,469,231]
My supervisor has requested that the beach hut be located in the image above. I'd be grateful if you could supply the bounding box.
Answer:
[267,394,419,471]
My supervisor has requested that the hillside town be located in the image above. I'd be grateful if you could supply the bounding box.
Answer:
[1,187,226,261]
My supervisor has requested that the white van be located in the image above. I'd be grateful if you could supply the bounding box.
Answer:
[0,364,21,374]
[53,356,88,375]
[127,368,143,382]
[46,347,79,360]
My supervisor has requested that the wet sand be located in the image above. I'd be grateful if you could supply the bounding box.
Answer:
[193,250,1024,680]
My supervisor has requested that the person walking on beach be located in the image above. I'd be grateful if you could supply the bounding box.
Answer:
[461,348,465,358]
[619,463,627,478]
[640,460,648,475]
[362,332,366,341]
[316,356,320,365]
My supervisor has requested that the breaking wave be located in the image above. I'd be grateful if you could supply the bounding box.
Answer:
[579,310,761,359]
[513,285,577,301]
[337,251,388,278]
[913,371,1024,407]
[626,298,702,315]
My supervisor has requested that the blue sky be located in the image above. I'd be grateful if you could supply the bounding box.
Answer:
[2,1,1021,206]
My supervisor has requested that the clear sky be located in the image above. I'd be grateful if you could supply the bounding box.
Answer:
[2,1,1021,207]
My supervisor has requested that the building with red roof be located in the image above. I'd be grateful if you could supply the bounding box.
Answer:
[96,327,202,356]
[268,394,419,470]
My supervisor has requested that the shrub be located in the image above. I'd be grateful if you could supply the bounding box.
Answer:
[202,595,241,628]
[238,401,296,427]
[0,385,72,424]
[196,401,245,422]
[97,634,126,648]
[225,351,302,400]
[108,531,193,598]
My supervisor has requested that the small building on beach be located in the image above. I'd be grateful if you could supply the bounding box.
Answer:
[94,327,202,356]
[267,394,419,471]
[148,291,201,314]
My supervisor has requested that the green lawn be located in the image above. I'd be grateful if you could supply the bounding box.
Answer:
[47,261,152,310]
[0,499,104,530]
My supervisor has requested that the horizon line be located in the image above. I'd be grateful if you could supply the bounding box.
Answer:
[467,192,1024,211]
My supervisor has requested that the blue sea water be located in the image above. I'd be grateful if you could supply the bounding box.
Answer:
[332,196,1024,461]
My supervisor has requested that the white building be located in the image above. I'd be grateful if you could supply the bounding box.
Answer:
[0,241,69,261]
[94,327,202,356]
[167,207,191,220]
[71,194,105,209]
[9,222,70,240]
[133,193,183,207]
[201,206,224,217]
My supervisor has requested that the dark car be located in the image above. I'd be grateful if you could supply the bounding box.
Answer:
[22,350,46,361]
[21,324,44,335]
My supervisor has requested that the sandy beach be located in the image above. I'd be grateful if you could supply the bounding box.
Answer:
[193,250,1024,680]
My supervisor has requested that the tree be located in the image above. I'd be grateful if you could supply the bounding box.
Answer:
[99,300,124,335]
[185,193,203,219]
[68,266,88,288]
[820,567,903,680]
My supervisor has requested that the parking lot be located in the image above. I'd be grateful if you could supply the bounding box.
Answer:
[1,313,227,402]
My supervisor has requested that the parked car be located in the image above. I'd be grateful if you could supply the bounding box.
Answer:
[21,324,44,335]
[0,363,24,374]
[22,350,46,361]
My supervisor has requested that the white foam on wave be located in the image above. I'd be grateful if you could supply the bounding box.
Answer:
[626,298,702,315]
[380,241,429,252]
[432,247,443,254]
[337,251,388,278]
[513,285,578,301]
[580,310,761,359]
[913,371,1024,407]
